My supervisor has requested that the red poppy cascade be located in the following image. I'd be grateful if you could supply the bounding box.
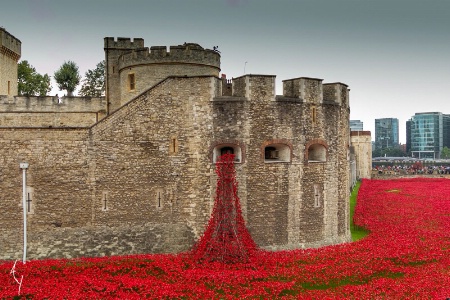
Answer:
[191,154,258,263]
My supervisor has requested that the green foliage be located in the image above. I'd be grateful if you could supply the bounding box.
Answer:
[350,181,369,241]
[17,60,51,96]
[54,61,81,96]
[79,60,105,97]
[441,146,450,159]
[372,146,406,158]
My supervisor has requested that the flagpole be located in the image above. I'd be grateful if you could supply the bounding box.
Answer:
[19,162,29,264]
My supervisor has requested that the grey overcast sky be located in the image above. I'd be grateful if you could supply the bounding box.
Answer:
[1,0,449,143]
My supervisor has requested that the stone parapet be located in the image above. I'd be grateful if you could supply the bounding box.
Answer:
[0,95,106,112]
[118,43,220,72]
[104,37,144,50]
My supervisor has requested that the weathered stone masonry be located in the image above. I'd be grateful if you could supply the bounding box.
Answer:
[0,30,351,260]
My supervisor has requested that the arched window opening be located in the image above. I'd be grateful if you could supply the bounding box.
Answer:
[308,144,327,162]
[265,146,278,160]
[213,144,242,163]
[264,144,291,163]
[220,146,234,155]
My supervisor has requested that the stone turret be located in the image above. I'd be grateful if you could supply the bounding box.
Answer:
[105,38,221,112]
[104,37,145,113]
[0,28,21,96]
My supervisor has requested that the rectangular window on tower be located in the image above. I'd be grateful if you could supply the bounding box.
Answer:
[169,136,179,155]
[312,106,317,124]
[128,73,135,91]
[8,81,11,95]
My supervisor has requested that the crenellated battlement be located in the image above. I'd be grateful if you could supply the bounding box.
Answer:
[0,95,106,112]
[282,77,323,103]
[118,42,220,71]
[219,75,349,108]
[0,95,107,127]
[281,77,349,107]
[223,74,275,99]
[104,37,145,50]
[323,82,349,107]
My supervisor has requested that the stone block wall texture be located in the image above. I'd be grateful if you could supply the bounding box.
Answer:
[0,129,91,259]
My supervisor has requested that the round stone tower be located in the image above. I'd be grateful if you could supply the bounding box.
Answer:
[104,38,220,112]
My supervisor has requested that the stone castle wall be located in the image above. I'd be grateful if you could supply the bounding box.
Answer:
[0,96,107,127]
[0,32,351,260]
[0,128,90,259]
[0,112,98,127]
[119,64,218,108]
[89,76,216,239]
[0,77,214,259]
[0,74,351,260]
[0,96,106,112]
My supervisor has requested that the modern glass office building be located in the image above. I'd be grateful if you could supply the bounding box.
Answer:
[374,118,399,150]
[407,112,450,159]
[350,120,364,131]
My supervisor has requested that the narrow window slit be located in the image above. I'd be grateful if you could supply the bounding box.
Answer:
[27,192,32,213]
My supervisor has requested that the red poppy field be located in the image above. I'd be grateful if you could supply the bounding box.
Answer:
[1,178,450,299]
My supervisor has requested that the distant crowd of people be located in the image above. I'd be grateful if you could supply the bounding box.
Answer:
[373,164,450,175]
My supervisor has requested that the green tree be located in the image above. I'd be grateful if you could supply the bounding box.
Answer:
[79,60,105,97]
[441,146,450,159]
[372,146,407,158]
[372,148,383,158]
[17,60,51,96]
[54,61,81,96]
[384,147,407,157]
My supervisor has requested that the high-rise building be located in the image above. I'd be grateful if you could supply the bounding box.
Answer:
[406,119,412,153]
[350,120,363,131]
[374,118,399,150]
[407,112,450,159]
